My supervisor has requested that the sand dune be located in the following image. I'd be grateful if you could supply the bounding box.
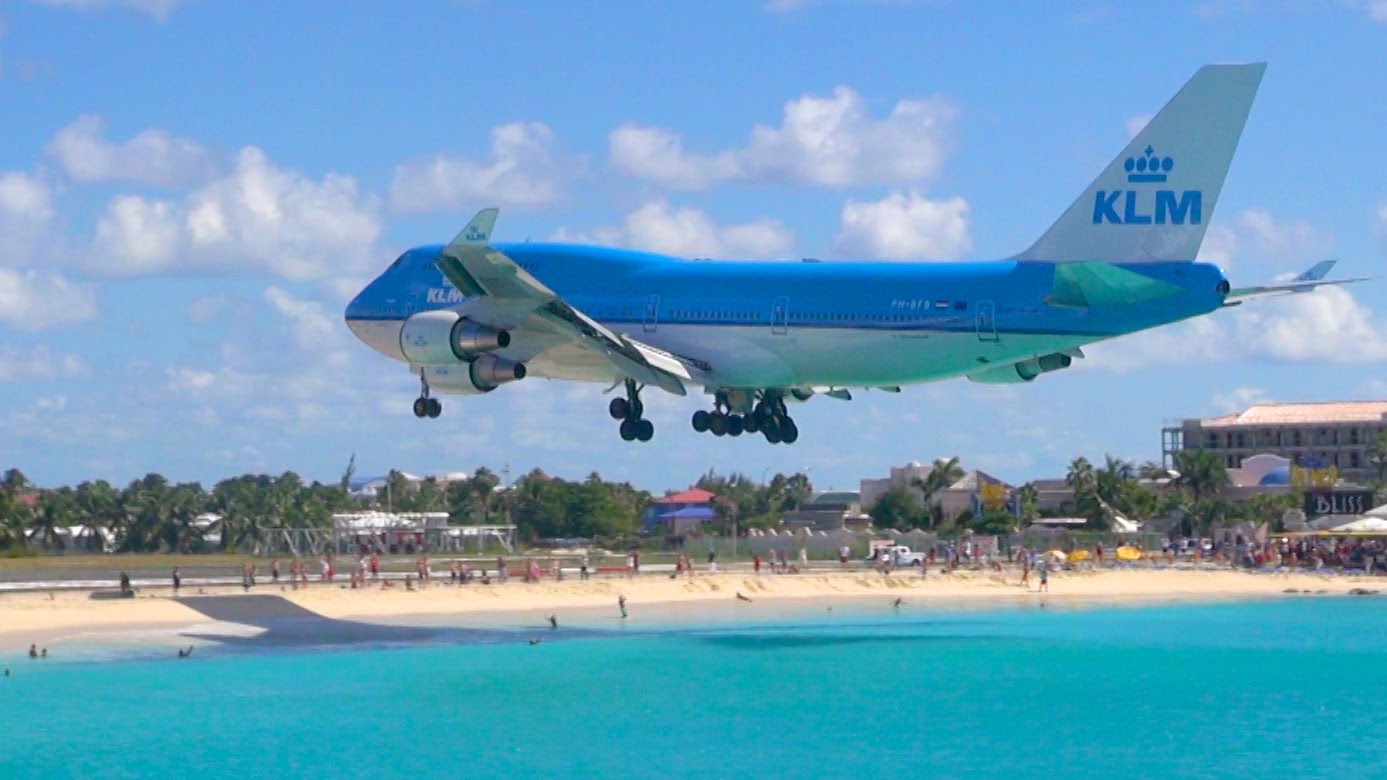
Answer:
[1,567,1380,651]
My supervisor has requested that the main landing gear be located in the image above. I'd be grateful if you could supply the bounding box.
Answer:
[691,392,798,444]
[609,379,654,442]
[412,377,441,419]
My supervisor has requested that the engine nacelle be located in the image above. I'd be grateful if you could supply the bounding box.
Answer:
[420,355,526,395]
[399,310,510,364]
[967,352,1073,384]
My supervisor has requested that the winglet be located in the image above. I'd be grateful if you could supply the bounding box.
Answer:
[452,208,499,245]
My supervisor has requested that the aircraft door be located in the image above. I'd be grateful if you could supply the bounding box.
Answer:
[771,297,789,335]
[643,294,660,333]
[976,301,998,342]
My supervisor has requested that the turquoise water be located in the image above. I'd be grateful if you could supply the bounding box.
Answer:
[3,597,1385,779]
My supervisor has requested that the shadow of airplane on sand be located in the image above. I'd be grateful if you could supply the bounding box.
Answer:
[172,595,609,653]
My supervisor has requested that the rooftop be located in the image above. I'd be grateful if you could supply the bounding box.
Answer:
[1200,401,1387,428]
[655,488,717,505]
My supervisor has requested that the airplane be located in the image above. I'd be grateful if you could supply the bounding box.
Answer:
[344,63,1367,444]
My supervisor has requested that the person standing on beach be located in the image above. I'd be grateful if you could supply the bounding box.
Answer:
[271,558,280,583]
[1038,563,1049,593]
[369,553,380,580]
[618,594,628,618]
[171,567,181,594]
[707,550,717,573]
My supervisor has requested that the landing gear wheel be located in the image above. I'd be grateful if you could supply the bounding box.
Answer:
[742,413,760,434]
[691,410,710,433]
[413,398,428,418]
[709,413,728,437]
[609,398,630,420]
[619,418,638,441]
[763,424,782,444]
[426,398,442,418]
[727,415,744,436]
[781,418,799,444]
[636,419,654,442]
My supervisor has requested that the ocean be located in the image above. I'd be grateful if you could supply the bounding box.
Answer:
[2,597,1385,779]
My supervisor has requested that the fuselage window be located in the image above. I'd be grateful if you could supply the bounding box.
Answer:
[954,301,968,311]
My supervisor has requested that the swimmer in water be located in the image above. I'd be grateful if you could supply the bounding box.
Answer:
[893,598,903,609]
[548,615,558,629]
[736,592,753,602]
[618,595,628,618]
[528,638,541,646]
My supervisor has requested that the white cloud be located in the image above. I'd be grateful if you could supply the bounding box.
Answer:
[1088,286,1387,371]
[46,115,212,187]
[0,268,98,330]
[832,191,971,260]
[35,0,189,21]
[554,201,794,258]
[1125,114,1151,138]
[1363,0,1387,22]
[1084,209,1385,370]
[0,344,90,381]
[92,146,381,280]
[389,122,570,213]
[1211,387,1270,415]
[0,171,54,265]
[263,286,340,352]
[610,87,956,189]
[1198,208,1334,272]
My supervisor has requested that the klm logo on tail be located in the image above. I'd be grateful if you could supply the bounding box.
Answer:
[1092,147,1202,225]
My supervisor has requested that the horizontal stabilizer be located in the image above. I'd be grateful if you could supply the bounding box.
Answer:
[1225,260,1374,304]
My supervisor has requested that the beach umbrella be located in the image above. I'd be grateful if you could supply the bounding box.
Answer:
[1044,549,1067,565]
[1329,517,1387,532]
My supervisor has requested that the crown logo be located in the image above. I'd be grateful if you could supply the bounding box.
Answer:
[1124,145,1173,183]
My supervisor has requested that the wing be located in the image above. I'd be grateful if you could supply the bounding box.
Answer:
[433,209,693,396]
[1225,259,1374,305]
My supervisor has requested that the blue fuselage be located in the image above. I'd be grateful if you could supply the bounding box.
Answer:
[344,243,1228,389]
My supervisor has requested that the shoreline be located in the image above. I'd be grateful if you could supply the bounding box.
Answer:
[2,567,1383,654]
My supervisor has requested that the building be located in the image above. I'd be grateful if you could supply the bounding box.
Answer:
[644,488,718,535]
[782,490,871,532]
[1163,401,1387,481]
[859,462,1015,525]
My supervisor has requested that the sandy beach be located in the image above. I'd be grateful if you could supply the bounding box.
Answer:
[2,566,1382,653]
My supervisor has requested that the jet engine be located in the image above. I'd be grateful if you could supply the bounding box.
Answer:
[399,310,510,364]
[421,354,526,395]
[967,352,1072,384]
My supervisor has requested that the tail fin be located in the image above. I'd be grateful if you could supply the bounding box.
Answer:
[1014,63,1266,264]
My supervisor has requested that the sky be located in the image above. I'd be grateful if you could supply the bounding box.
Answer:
[3,0,1387,493]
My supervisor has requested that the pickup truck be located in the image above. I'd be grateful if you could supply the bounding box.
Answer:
[866,545,926,566]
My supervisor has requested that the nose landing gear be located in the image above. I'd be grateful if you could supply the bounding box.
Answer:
[609,379,654,442]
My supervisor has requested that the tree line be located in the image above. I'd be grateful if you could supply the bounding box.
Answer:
[0,462,822,554]
[864,451,1305,536]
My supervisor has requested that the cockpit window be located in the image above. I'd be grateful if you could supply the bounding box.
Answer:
[386,251,410,271]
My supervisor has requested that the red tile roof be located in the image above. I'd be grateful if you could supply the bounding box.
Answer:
[656,488,716,504]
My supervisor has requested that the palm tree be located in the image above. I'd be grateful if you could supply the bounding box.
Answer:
[1017,483,1040,522]
[1172,450,1227,504]
[29,487,78,551]
[908,457,964,528]
[1368,433,1387,491]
